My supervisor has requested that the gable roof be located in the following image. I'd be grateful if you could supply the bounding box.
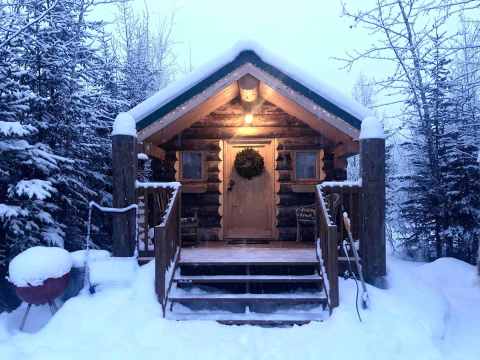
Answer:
[130,41,371,140]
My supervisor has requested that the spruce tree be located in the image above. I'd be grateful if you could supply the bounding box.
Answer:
[398,33,450,260]
[439,94,480,262]
[0,6,64,267]
[16,0,124,250]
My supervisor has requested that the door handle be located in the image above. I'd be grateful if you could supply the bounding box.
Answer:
[227,179,235,191]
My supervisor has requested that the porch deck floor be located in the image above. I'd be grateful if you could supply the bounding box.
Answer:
[179,241,317,265]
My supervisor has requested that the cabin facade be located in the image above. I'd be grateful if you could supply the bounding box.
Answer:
[111,43,386,323]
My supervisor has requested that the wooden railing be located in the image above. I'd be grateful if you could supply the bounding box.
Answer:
[315,185,339,308]
[136,182,178,255]
[315,181,363,310]
[321,181,362,249]
[150,183,182,317]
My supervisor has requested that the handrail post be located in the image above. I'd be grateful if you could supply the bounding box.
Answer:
[144,187,149,252]
[327,226,339,307]
[360,136,386,286]
[177,187,182,249]
[154,225,167,317]
[112,133,137,256]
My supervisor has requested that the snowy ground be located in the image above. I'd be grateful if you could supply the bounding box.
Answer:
[0,255,478,360]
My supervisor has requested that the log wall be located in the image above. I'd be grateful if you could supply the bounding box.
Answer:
[151,100,349,241]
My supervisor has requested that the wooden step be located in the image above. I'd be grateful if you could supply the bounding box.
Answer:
[174,274,323,284]
[178,245,318,266]
[167,312,328,323]
[169,292,327,303]
[179,259,318,266]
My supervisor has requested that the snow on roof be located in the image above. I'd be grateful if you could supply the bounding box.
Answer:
[112,112,137,137]
[359,116,385,139]
[8,246,72,287]
[128,41,371,127]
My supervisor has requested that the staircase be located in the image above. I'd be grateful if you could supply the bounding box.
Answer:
[166,246,329,324]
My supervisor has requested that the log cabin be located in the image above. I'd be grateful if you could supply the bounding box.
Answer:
[111,42,386,324]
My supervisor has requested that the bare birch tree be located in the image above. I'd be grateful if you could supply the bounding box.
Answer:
[339,0,480,263]
[114,1,176,107]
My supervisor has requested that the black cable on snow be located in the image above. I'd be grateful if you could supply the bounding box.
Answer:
[342,240,362,322]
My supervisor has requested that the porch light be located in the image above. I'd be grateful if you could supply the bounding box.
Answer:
[244,113,253,124]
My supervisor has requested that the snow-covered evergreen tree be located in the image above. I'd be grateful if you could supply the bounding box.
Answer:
[398,32,451,260]
[0,6,65,268]
[6,0,125,250]
[439,91,480,263]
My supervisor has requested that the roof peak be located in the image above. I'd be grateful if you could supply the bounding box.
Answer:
[129,41,371,133]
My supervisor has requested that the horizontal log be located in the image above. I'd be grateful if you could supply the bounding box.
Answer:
[334,140,359,158]
[200,216,221,228]
[182,183,208,193]
[163,140,221,151]
[278,193,315,206]
[276,214,298,227]
[183,193,220,206]
[275,164,292,171]
[207,100,278,114]
[206,183,221,193]
[278,184,293,194]
[206,153,221,161]
[163,150,177,160]
[198,206,222,217]
[291,184,316,193]
[192,117,309,128]
[277,136,329,146]
[277,143,326,151]
[277,206,297,219]
[277,171,291,182]
[207,163,220,172]
[207,176,221,183]
[181,126,319,139]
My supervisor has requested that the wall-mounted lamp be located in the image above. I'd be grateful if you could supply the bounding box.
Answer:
[244,113,253,125]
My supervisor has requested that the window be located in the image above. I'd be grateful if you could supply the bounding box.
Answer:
[295,151,317,180]
[181,152,203,180]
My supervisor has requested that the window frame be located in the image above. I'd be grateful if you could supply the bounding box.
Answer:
[293,150,320,182]
[179,151,206,182]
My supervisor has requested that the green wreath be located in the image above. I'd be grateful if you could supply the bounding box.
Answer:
[234,148,264,180]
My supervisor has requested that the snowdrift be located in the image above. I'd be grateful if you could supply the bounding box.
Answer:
[0,256,478,360]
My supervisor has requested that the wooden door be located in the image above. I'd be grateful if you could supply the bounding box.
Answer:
[224,140,275,239]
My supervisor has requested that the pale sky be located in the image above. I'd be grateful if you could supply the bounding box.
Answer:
[96,0,384,102]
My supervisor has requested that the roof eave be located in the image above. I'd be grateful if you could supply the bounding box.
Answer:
[136,50,362,133]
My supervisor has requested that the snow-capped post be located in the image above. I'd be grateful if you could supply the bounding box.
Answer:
[359,117,386,287]
[112,113,137,257]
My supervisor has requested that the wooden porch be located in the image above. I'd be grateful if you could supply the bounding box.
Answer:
[129,180,377,323]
